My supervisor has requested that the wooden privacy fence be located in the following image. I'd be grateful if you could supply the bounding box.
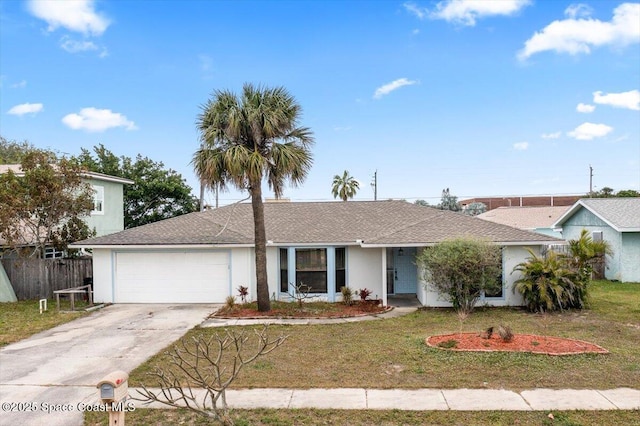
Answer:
[1,258,93,300]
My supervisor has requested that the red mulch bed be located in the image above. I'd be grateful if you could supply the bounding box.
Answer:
[426,333,609,356]
[212,303,390,319]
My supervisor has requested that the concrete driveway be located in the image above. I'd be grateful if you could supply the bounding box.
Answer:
[0,304,215,426]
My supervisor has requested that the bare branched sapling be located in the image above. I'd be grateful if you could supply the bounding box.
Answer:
[134,325,287,425]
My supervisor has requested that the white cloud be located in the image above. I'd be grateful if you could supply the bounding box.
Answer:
[576,103,595,113]
[8,103,43,116]
[430,0,531,26]
[27,0,110,36]
[373,78,418,99]
[403,2,427,20]
[62,108,137,132]
[564,4,593,19]
[593,89,640,110]
[518,3,640,60]
[541,131,562,139]
[567,122,613,140]
[513,142,529,150]
[60,37,98,53]
[10,80,27,89]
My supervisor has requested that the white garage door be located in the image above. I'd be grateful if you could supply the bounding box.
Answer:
[115,251,230,303]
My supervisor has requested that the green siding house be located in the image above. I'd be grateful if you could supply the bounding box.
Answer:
[553,198,640,282]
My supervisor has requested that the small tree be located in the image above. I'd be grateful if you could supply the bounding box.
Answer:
[0,149,94,257]
[135,326,287,425]
[463,202,487,216]
[417,238,502,315]
[437,188,461,211]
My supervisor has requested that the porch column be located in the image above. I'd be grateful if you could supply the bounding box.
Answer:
[381,248,387,306]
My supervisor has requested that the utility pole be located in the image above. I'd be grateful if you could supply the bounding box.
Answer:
[370,170,377,201]
[589,165,594,197]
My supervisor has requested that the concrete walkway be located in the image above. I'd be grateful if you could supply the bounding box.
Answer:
[134,386,640,411]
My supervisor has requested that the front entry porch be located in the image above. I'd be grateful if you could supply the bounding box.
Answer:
[386,247,418,295]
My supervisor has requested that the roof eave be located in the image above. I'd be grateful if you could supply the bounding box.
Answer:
[70,243,255,249]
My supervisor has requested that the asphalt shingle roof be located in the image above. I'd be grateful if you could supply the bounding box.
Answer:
[75,200,559,247]
[577,198,640,230]
[477,206,570,230]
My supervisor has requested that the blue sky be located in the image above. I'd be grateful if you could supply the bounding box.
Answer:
[1,0,639,206]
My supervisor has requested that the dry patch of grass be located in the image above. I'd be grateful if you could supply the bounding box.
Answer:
[85,408,640,426]
[130,281,640,390]
[0,299,89,346]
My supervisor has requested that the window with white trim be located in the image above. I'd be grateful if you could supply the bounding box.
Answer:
[44,247,64,259]
[92,185,104,214]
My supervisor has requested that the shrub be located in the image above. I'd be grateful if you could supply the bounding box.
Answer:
[340,287,354,305]
[237,285,249,304]
[417,238,502,316]
[357,288,372,301]
[497,325,513,342]
[224,295,236,310]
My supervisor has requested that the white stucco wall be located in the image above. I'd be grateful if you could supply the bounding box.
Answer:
[92,248,114,303]
[417,245,534,307]
[347,246,384,300]
[231,247,254,300]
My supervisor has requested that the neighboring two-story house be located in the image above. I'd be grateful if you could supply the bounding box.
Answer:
[0,165,133,258]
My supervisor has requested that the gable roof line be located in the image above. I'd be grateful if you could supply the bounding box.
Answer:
[553,199,639,232]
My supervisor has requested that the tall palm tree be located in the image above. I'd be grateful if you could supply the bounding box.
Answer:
[193,84,314,312]
[331,170,359,201]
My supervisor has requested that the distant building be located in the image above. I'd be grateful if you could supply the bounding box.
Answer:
[460,195,582,212]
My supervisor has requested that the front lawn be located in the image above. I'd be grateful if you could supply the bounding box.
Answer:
[85,408,640,426]
[130,280,640,390]
[0,299,90,346]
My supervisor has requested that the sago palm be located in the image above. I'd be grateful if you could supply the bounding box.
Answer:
[193,84,314,312]
[331,170,359,201]
[513,249,579,312]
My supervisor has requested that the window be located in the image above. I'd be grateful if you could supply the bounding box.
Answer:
[483,247,504,298]
[280,248,289,293]
[335,247,346,292]
[44,247,64,259]
[92,185,104,214]
[295,248,327,293]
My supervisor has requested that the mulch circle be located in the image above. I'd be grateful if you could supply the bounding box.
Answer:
[426,333,609,356]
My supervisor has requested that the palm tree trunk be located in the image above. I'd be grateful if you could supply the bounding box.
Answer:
[250,178,271,312]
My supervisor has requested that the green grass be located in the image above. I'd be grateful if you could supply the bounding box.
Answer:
[130,280,640,390]
[0,299,90,346]
[85,408,640,426]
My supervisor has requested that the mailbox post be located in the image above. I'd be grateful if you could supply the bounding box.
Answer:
[97,370,129,426]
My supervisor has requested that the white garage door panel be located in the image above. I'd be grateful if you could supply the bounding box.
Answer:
[115,251,229,303]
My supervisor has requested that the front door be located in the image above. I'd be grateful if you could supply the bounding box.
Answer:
[393,247,417,294]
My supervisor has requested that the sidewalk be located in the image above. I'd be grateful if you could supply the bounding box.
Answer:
[132,386,640,411]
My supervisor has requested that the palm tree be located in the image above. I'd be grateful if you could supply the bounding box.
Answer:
[331,170,359,201]
[193,84,314,312]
